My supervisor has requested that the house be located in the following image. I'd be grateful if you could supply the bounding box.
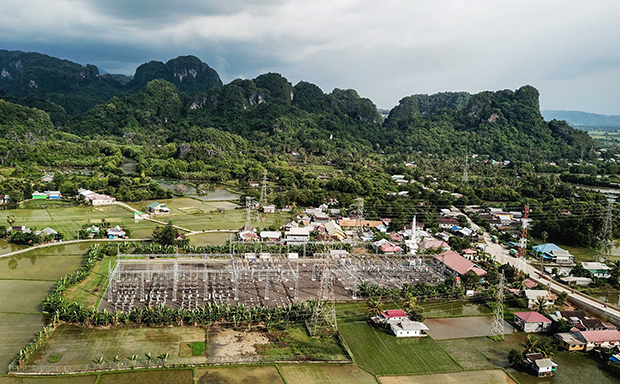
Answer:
[286,227,310,244]
[313,212,329,223]
[259,231,281,241]
[249,181,260,188]
[532,243,574,264]
[391,175,406,181]
[524,290,555,310]
[525,353,557,377]
[85,225,100,238]
[31,191,47,199]
[560,276,592,286]
[555,332,587,351]
[548,310,608,331]
[419,240,450,252]
[106,226,126,239]
[239,229,259,241]
[372,309,409,324]
[324,221,346,240]
[381,242,402,254]
[263,205,276,214]
[513,312,552,333]
[41,174,54,183]
[34,227,58,238]
[390,321,429,338]
[338,219,385,229]
[86,194,116,206]
[45,191,62,199]
[462,248,477,260]
[581,262,611,278]
[573,329,620,351]
[438,216,459,229]
[0,195,9,204]
[147,202,170,214]
[432,250,487,278]
[8,226,31,234]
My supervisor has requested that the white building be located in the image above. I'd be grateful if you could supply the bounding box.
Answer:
[524,290,555,310]
[286,227,310,244]
[390,321,429,338]
[260,231,282,241]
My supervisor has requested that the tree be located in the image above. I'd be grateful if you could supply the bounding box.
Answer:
[158,352,169,366]
[6,214,15,227]
[462,270,480,290]
[151,222,178,246]
[556,291,568,306]
[145,352,153,366]
[534,296,550,315]
[508,348,523,367]
[366,297,384,318]
[486,268,500,286]
[541,231,548,244]
[128,354,138,368]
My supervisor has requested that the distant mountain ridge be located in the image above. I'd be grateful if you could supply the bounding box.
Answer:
[542,110,620,127]
[0,50,222,115]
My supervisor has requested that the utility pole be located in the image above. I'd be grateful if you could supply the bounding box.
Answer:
[600,198,614,262]
[244,196,253,231]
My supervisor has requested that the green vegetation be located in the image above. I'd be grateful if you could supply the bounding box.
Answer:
[255,325,346,360]
[277,364,377,384]
[47,353,62,363]
[191,341,206,357]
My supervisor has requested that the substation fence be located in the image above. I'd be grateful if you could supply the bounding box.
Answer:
[8,354,350,375]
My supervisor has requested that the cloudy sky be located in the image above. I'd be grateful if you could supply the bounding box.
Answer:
[1,0,619,114]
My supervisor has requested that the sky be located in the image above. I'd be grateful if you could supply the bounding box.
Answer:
[1,0,620,114]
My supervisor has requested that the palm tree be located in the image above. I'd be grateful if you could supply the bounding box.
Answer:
[6,214,15,227]
[93,356,104,368]
[158,352,169,366]
[145,352,153,367]
[535,296,549,315]
[128,354,138,368]
[401,293,417,315]
[365,297,384,318]
[112,355,121,368]
[541,231,548,244]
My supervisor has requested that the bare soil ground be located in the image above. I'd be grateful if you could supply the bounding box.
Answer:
[208,327,270,362]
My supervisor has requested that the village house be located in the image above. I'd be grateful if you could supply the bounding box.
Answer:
[45,191,62,199]
[532,243,574,264]
[432,250,487,279]
[248,181,260,188]
[34,227,58,238]
[259,231,281,241]
[418,239,450,252]
[581,262,611,278]
[438,216,459,230]
[0,195,9,204]
[371,309,409,324]
[462,248,478,260]
[525,353,557,377]
[524,290,556,310]
[41,174,54,183]
[560,276,593,286]
[390,321,429,338]
[312,212,329,223]
[262,205,276,214]
[324,221,346,240]
[557,329,620,351]
[84,225,100,238]
[8,226,31,234]
[147,202,170,214]
[78,188,116,206]
[513,312,552,333]
[285,227,310,244]
[31,191,47,199]
[106,226,126,239]
[548,310,608,331]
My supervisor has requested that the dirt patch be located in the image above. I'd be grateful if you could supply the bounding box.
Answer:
[208,327,270,360]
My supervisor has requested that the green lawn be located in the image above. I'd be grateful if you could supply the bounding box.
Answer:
[338,320,461,375]
[438,334,526,370]
[64,256,116,307]
[278,363,377,384]
[187,232,232,246]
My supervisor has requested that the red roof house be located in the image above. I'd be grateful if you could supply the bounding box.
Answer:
[514,312,552,333]
[433,250,487,277]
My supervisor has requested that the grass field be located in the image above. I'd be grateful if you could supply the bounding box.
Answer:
[338,320,461,375]
[438,334,526,370]
[196,366,284,384]
[98,369,194,384]
[64,256,116,307]
[0,280,54,313]
[419,301,493,318]
[0,313,46,372]
[187,232,232,246]
[28,325,207,367]
[379,370,516,384]
[278,364,377,384]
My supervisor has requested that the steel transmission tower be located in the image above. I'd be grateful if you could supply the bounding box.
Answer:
[490,272,506,340]
[244,196,253,230]
[308,266,337,336]
[600,198,615,262]
[355,198,364,240]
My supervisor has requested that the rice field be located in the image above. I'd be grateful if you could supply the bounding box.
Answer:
[196,366,284,384]
[277,364,377,384]
[0,313,46,372]
[0,375,97,384]
[98,369,193,384]
[437,334,526,370]
[379,370,516,384]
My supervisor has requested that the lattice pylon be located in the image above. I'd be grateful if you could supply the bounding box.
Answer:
[308,265,337,336]
[491,272,505,340]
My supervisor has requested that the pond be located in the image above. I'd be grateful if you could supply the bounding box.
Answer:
[191,189,241,202]
[155,180,197,195]
[419,300,493,318]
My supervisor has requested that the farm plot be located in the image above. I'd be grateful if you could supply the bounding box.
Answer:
[338,320,461,375]
[438,334,526,370]
[0,375,97,384]
[0,254,82,281]
[278,364,377,384]
[0,313,45,373]
[0,280,54,313]
[379,370,516,384]
[419,300,493,318]
[98,369,193,384]
[27,325,207,367]
[424,316,516,340]
[187,232,231,246]
[196,366,284,384]
[63,256,116,307]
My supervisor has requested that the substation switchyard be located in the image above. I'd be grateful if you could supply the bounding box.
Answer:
[100,252,446,312]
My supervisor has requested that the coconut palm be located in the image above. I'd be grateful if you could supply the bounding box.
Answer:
[145,352,153,367]
[127,354,138,368]
[93,357,104,367]
[365,297,384,317]
[158,353,169,366]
